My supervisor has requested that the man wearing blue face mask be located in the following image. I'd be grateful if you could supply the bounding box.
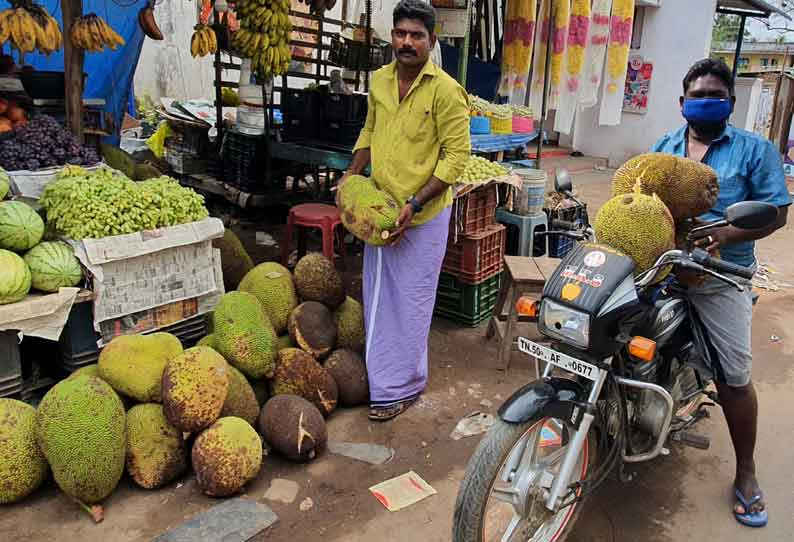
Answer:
[652,58,791,528]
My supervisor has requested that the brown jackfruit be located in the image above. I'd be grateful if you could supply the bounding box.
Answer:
[612,152,719,221]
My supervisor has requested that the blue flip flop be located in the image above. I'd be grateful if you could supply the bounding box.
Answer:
[734,488,768,528]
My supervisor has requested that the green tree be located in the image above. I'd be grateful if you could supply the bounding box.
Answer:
[711,14,753,48]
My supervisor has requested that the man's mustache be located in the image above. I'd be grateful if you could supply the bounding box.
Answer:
[398,48,417,56]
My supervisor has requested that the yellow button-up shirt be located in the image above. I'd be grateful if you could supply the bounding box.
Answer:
[353,59,471,225]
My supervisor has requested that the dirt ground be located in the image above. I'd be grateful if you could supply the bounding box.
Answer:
[3,167,794,542]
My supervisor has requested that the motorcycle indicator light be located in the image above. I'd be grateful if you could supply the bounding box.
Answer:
[516,297,539,317]
[629,336,656,361]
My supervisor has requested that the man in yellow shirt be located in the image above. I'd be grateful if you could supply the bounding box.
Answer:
[338,0,471,421]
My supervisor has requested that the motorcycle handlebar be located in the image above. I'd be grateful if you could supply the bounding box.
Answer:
[702,255,755,281]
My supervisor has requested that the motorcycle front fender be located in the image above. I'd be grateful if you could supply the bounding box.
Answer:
[498,377,589,427]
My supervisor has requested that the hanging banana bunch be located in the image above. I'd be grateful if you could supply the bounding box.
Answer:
[190,24,218,58]
[0,1,63,56]
[233,0,293,78]
[70,13,125,53]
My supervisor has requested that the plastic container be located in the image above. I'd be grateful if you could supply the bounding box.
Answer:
[513,168,548,217]
[236,60,266,135]
[322,92,368,123]
[512,116,534,133]
[322,119,365,147]
[450,184,498,238]
[491,116,512,135]
[442,224,506,284]
[546,203,589,259]
[470,115,491,135]
[434,272,503,326]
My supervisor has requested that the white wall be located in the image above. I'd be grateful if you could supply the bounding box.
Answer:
[134,0,217,102]
[733,76,763,132]
[572,0,717,166]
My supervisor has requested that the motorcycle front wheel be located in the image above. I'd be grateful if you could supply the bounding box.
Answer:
[453,417,596,542]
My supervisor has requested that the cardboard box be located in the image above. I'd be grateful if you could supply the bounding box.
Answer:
[69,217,225,333]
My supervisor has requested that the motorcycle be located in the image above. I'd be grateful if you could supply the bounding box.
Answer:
[452,171,779,542]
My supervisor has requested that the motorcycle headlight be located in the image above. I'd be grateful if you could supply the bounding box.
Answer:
[538,299,590,349]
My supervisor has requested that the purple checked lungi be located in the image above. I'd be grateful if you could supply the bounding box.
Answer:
[363,206,451,406]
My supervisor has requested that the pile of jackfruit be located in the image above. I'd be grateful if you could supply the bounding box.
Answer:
[0,250,367,519]
[594,152,719,274]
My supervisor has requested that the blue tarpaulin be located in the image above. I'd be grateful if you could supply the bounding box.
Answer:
[0,0,147,145]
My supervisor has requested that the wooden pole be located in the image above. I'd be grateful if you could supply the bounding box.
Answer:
[62,0,84,140]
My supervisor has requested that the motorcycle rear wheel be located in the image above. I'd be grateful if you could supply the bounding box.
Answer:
[453,417,597,542]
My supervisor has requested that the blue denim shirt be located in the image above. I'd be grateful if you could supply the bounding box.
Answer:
[651,124,792,267]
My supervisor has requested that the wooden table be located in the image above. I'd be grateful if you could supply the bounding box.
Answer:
[488,255,561,371]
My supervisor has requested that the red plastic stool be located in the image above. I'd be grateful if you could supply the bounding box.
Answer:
[281,203,346,268]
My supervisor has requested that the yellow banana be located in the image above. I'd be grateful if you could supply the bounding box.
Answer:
[190,31,199,57]
[207,27,217,54]
[0,12,11,45]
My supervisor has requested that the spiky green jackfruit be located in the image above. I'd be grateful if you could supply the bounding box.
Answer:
[0,399,49,503]
[196,334,215,348]
[220,365,260,426]
[333,296,365,353]
[161,346,230,433]
[98,332,184,403]
[594,183,676,274]
[293,253,345,309]
[611,152,719,221]
[126,404,187,489]
[238,261,298,335]
[271,348,338,417]
[191,416,263,497]
[213,291,278,379]
[338,175,401,246]
[212,229,254,291]
[35,375,126,503]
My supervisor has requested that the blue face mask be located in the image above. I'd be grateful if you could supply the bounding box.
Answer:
[682,98,732,124]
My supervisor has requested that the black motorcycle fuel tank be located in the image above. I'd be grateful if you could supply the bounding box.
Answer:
[543,242,636,314]
[541,242,641,355]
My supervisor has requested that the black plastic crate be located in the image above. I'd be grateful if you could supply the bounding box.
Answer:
[282,88,321,116]
[328,34,393,72]
[282,113,319,142]
[221,129,269,193]
[322,120,364,147]
[322,92,367,123]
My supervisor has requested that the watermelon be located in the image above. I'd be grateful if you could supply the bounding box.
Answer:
[0,201,44,252]
[0,249,31,304]
[24,242,82,293]
[0,167,8,200]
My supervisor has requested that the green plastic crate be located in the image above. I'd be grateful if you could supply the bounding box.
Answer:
[434,271,502,326]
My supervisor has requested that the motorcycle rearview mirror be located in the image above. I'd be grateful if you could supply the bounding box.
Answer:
[725,201,779,230]
[554,168,573,195]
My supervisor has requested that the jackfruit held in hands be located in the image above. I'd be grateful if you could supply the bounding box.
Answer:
[126,404,188,489]
[212,229,254,291]
[293,253,346,309]
[98,332,184,402]
[161,346,230,433]
[191,416,263,497]
[594,182,676,274]
[611,152,719,221]
[35,375,126,504]
[338,175,401,246]
[0,399,49,504]
[238,261,299,335]
[212,291,278,379]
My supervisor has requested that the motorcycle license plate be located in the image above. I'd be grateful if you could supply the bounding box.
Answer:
[517,338,601,382]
